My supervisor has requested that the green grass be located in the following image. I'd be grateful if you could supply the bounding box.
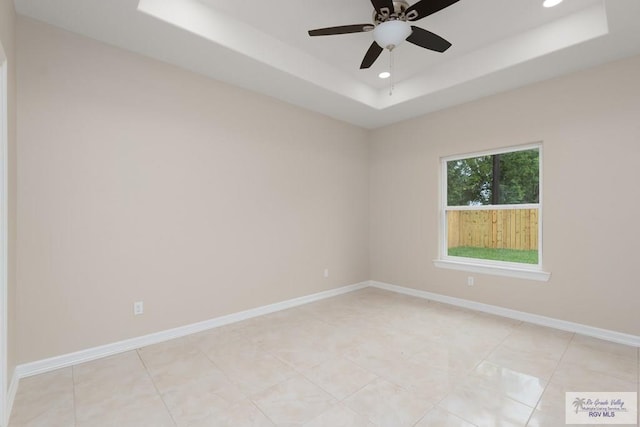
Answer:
[448,246,538,264]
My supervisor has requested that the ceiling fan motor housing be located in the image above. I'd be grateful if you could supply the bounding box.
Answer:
[373,1,411,24]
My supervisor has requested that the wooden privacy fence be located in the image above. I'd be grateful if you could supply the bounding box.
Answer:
[447,209,538,250]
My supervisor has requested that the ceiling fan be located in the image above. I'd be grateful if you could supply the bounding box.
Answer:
[308,0,459,69]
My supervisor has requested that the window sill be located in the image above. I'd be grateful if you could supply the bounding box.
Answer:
[433,259,551,282]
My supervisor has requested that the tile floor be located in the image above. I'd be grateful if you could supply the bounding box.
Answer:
[9,288,640,426]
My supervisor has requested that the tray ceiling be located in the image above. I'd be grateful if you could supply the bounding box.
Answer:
[14,0,640,128]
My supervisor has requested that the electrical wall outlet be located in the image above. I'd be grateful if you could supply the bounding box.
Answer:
[134,301,144,316]
[467,276,475,287]
[323,268,329,278]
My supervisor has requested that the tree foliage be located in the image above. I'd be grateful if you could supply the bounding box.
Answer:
[447,149,539,206]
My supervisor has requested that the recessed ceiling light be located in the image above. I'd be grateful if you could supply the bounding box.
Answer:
[543,0,563,8]
[378,72,391,79]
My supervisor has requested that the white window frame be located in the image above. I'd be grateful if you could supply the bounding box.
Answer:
[433,143,551,282]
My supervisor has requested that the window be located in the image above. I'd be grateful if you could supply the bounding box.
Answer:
[435,144,550,281]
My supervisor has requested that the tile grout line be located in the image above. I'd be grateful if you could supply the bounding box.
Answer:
[135,349,178,427]
[408,405,436,427]
[438,319,518,406]
[71,365,78,427]
[191,333,253,399]
[239,354,329,426]
[299,361,380,404]
[523,330,576,426]
[239,334,307,425]
[246,398,279,427]
[442,320,571,427]
[193,331,288,424]
[193,330,294,425]
[434,323,523,427]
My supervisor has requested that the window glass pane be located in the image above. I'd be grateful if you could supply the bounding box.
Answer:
[447,148,539,206]
[496,149,539,204]
[446,208,539,264]
[447,155,493,206]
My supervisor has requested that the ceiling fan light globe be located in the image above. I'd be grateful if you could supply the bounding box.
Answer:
[373,20,412,50]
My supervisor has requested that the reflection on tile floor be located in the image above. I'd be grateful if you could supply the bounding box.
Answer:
[9,288,640,426]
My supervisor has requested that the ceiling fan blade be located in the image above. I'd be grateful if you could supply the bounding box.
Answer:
[370,0,395,15]
[308,24,374,37]
[360,42,384,69]
[406,26,452,52]
[405,0,460,21]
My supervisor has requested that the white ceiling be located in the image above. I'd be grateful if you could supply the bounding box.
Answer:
[14,0,640,129]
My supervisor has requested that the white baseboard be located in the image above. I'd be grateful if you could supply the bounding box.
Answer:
[370,280,640,347]
[15,281,369,380]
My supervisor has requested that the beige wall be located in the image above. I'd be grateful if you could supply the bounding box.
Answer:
[16,18,369,363]
[0,0,18,395]
[370,55,640,336]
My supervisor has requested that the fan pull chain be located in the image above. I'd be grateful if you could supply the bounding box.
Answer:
[389,49,395,96]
